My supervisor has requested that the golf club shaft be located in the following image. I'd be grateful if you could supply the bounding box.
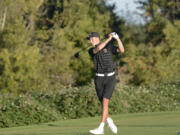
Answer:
[77,45,90,54]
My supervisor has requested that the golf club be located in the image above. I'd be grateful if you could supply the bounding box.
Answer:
[74,32,118,58]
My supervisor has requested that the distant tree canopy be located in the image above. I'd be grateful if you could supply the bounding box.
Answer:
[0,0,44,93]
[35,0,114,86]
[120,0,180,85]
[0,0,117,93]
[137,0,180,45]
[0,0,179,93]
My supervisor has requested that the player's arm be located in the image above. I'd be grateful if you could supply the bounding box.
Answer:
[112,32,124,53]
[116,37,124,53]
[93,34,112,54]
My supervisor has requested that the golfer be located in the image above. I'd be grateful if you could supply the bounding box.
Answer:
[87,32,124,134]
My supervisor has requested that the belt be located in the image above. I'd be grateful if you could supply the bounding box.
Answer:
[96,72,115,77]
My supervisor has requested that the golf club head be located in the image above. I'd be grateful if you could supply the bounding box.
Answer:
[74,52,79,58]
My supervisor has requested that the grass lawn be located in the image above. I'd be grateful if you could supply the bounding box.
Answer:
[0,111,179,135]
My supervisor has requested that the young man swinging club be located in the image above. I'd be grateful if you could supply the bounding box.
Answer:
[87,32,124,134]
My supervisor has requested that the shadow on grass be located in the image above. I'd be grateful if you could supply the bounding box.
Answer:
[76,133,90,135]
[48,124,59,127]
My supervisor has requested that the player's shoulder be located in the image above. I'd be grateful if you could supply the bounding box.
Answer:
[88,47,94,56]
[88,47,93,52]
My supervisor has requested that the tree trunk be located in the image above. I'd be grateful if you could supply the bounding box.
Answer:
[1,7,7,31]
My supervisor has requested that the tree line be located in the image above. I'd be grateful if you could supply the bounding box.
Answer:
[0,0,179,93]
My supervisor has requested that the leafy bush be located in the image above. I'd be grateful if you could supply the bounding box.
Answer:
[54,88,101,119]
[110,83,180,114]
[0,83,179,128]
[0,94,59,128]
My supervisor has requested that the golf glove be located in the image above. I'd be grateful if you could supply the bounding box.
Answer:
[111,32,119,39]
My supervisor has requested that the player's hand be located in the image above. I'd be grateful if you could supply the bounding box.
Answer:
[108,33,113,40]
[111,32,119,40]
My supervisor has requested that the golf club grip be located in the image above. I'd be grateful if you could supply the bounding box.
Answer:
[74,45,90,58]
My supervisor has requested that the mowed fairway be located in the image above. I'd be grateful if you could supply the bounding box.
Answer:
[0,111,179,135]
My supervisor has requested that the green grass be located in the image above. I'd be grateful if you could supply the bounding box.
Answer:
[0,111,179,135]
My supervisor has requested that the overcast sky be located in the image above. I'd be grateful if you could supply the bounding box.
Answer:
[106,0,145,24]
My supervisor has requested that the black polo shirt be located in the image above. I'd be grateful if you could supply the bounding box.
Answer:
[88,43,118,73]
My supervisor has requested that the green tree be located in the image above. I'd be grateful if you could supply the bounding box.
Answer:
[114,0,180,85]
[122,20,180,85]
[35,0,113,85]
[137,0,180,45]
[0,0,45,93]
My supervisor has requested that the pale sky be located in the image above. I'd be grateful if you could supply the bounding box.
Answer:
[106,0,145,24]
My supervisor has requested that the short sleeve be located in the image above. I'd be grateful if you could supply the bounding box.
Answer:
[88,48,95,58]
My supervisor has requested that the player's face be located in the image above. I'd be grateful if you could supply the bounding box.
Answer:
[90,37,100,46]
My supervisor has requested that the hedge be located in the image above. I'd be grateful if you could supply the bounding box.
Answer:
[0,83,179,128]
